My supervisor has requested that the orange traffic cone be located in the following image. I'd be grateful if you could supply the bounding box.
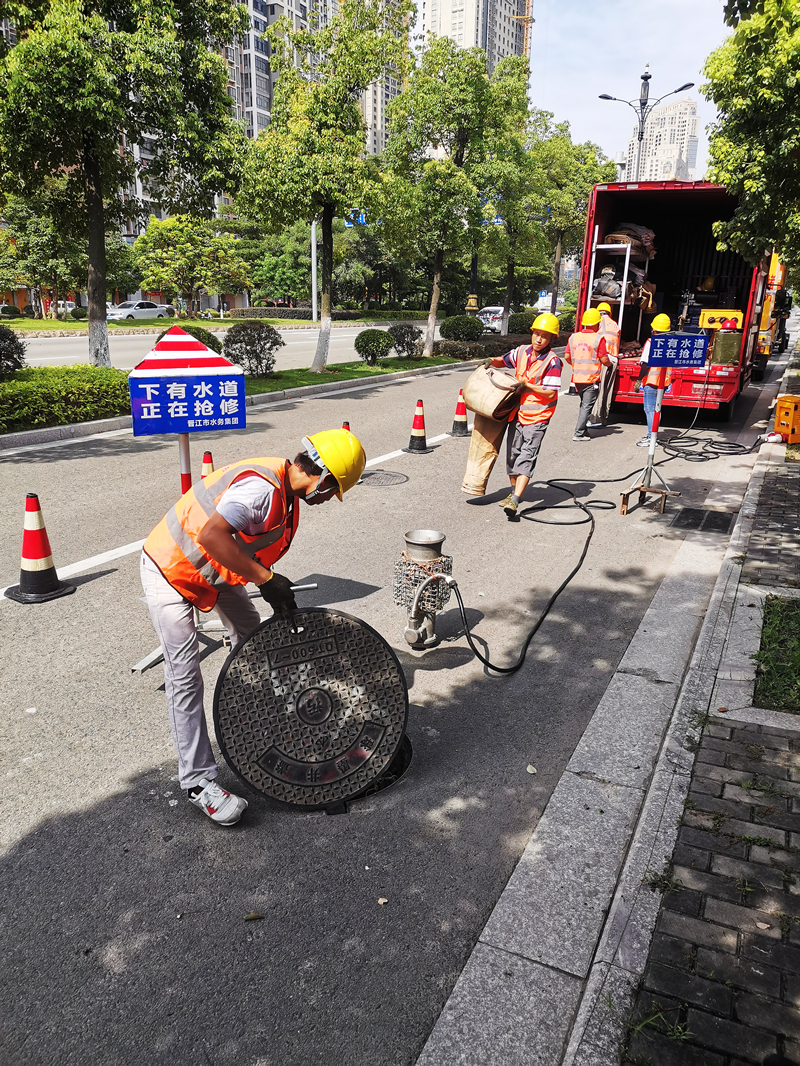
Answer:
[451,390,469,436]
[201,451,215,478]
[4,494,76,603]
[404,399,433,454]
[342,421,350,432]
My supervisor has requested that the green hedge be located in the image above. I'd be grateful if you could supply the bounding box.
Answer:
[0,365,131,434]
[229,307,362,321]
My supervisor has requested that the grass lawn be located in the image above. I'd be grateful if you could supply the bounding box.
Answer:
[244,354,470,395]
[753,596,800,711]
[5,314,436,332]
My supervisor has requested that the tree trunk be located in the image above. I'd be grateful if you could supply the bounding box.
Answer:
[549,231,563,316]
[50,281,58,319]
[83,135,110,367]
[501,258,514,337]
[310,202,334,373]
[423,246,444,358]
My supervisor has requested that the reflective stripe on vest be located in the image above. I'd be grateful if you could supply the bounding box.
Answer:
[568,331,604,384]
[143,458,298,611]
[599,315,620,358]
[644,364,674,389]
[514,346,558,426]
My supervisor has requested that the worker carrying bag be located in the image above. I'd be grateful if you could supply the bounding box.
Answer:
[462,364,524,422]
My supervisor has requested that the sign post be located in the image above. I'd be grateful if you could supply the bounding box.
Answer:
[129,326,247,673]
[621,332,711,515]
[128,325,246,495]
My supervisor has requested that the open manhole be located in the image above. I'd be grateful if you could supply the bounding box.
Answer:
[671,507,735,534]
[360,469,409,487]
[360,735,413,797]
[213,608,409,812]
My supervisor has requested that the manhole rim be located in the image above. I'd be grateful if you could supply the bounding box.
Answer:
[212,607,410,811]
[359,468,409,486]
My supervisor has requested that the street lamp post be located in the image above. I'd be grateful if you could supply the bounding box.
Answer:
[599,64,694,182]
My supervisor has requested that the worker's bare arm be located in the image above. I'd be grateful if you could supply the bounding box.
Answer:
[197,512,273,586]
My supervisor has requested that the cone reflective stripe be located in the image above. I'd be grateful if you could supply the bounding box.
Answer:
[201,451,215,478]
[4,494,76,604]
[405,399,433,454]
[341,421,350,432]
[451,390,469,436]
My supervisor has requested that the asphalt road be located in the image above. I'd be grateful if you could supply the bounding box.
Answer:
[0,355,784,1066]
[22,324,438,371]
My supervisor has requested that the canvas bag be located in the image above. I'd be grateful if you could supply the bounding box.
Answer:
[462,364,524,421]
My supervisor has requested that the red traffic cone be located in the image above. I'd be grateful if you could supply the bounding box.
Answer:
[342,421,350,432]
[404,399,433,454]
[451,389,469,437]
[201,451,215,478]
[4,494,76,603]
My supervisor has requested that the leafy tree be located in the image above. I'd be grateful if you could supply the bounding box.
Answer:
[0,0,249,365]
[525,113,615,314]
[105,235,142,302]
[382,43,529,354]
[239,0,412,373]
[4,181,87,319]
[135,216,251,314]
[703,0,800,282]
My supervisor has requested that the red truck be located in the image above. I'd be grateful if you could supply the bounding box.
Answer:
[577,180,773,421]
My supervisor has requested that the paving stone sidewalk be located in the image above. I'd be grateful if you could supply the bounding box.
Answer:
[623,449,800,1066]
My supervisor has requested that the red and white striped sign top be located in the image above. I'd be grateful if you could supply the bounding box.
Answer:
[129,326,243,379]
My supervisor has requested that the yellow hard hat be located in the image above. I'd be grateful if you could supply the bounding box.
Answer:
[597,302,612,314]
[651,313,671,333]
[531,312,560,337]
[302,429,366,500]
[582,308,602,327]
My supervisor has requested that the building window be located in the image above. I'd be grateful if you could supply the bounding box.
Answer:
[257,113,269,128]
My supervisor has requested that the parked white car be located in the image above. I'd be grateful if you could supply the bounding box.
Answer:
[56,300,76,314]
[478,306,504,332]
[107,300,171,320]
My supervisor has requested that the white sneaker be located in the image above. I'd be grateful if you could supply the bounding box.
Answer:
[636,436,652,448]
[188,778,248,825]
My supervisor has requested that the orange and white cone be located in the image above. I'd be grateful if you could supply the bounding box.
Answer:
[4,494,76,604]
[404,399,433,454]
[342,421,350,432]
[201,451,215,478]
[451,389,469,437]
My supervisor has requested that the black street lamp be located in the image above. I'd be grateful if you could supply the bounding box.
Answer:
[599,64,694,182]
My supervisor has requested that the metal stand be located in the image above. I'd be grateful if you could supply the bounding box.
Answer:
[620,370,681,515]
[179,433,192,495]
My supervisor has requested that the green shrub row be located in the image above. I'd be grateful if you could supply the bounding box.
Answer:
[0,365,131,434]
[228,307,363,321]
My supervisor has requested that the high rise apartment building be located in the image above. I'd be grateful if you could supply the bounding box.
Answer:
[414,0,528,72]
[625,96,699,183]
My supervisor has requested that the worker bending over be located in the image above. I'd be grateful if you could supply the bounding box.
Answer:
[140,429,366,826]
[564,308,612,441]
[636,314,673,446]
[485,312,563,519]
[588,301,621,427]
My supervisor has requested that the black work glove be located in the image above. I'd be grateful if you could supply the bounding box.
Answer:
[258,573,297,619]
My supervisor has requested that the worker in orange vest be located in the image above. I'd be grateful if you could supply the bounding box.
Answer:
[588,301,621,427]
[140,429,366,825]
[485,311,563,518]
[564,308,613,441]
[635,314,673,446]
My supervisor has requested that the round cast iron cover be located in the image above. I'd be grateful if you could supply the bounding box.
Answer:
[213,608,409,809]
[360,469,409,487]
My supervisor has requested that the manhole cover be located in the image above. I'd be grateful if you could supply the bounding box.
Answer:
[360,469,409,486]
[213,608,408,809]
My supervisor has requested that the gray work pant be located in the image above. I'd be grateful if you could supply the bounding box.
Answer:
[140,555,261,789]
[574,383,600,437]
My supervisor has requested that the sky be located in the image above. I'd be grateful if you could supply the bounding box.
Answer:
[529,0,732,177]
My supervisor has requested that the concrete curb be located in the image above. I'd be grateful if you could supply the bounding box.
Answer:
[0,359,482,451]
[414,359,786,1066]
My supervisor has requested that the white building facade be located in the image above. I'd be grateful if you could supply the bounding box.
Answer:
[414,0,528,71]
[625,95,699,183]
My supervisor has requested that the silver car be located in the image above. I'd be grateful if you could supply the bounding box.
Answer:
[478,306,504,332]
[107,300,169,320]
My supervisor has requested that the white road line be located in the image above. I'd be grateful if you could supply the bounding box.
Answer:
[2,421,470,596]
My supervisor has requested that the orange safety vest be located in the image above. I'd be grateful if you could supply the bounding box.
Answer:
[513,346,559,426]
[643,364,674,388]
[566,330,606,384]
[599,314,620,358]
[143,457,299,611]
